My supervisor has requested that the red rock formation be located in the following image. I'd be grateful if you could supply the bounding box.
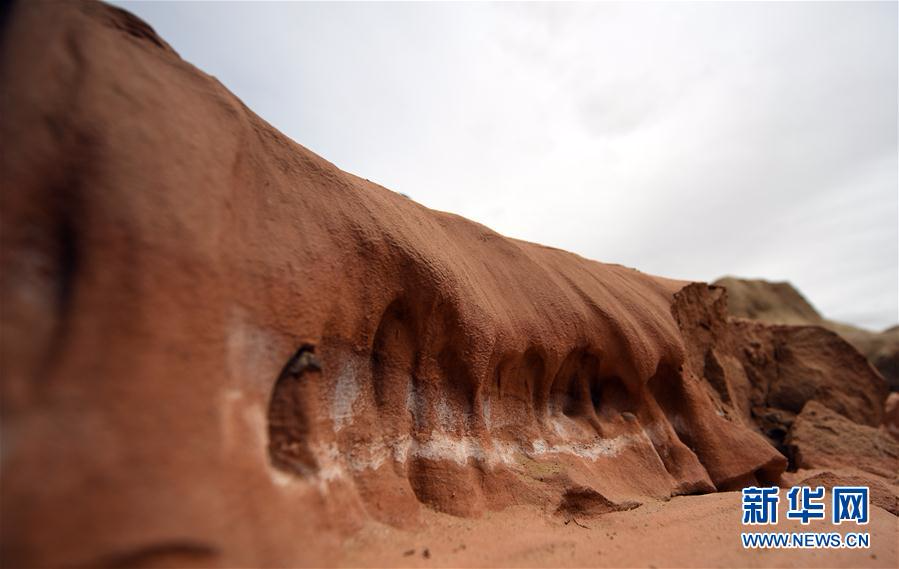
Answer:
[0,2,889,567]
[782,469,898,517]
[885,392,899,441]
[667,284,886,459]
[786,401,898,480]
[714,276,899,392]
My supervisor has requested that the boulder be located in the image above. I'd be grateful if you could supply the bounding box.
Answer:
[714,276,899,391]
[785,401,899,481]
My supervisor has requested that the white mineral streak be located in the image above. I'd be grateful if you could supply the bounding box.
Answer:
[304,425,662,491]
[307,354,666,492]
[643,421,670,447]
[331,359,360,432]
[436,398,454,431]
[530,434,648,462]
[669,414,691,439]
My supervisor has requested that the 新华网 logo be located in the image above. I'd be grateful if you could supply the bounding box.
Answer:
[740,486,870,549]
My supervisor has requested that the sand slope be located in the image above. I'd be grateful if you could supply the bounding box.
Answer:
[341,494,897,568]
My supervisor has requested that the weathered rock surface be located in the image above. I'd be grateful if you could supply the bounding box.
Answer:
[0,2,890,567]
[715,276,899,392]
[885,392,899,441]
[713,277,824,326]
[785,401,899,481]
[668,284,887,456]
[784,469,899,517]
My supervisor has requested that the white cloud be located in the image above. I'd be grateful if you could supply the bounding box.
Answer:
[119,1,898,330]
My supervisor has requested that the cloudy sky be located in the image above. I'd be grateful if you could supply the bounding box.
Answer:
[120,1,897,330]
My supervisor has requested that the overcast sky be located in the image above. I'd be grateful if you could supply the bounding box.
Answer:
[120,1,897,330]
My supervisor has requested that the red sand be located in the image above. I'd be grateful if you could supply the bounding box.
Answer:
[341,493,897,568]
[0,2,895,567]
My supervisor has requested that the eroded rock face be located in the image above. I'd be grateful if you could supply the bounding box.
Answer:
[714,276,899,392]
[666,284,887,461]
[712,277,824,326]
[785,401,899,480]
[0,2,886,567]
[885,393,899,441]
[785,469,899,517]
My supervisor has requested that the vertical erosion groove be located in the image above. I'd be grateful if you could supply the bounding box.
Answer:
[647,363,694,447]
[549,349,600,420]
[591,374,638,418]
[267,344,322,475]
[488,348,546,434]
[703,349,731,405]
[371,298,416,424]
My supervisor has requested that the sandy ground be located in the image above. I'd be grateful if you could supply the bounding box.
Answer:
[340,492,897,568]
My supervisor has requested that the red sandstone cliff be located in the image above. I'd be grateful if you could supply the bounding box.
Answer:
[0,2,893,567]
